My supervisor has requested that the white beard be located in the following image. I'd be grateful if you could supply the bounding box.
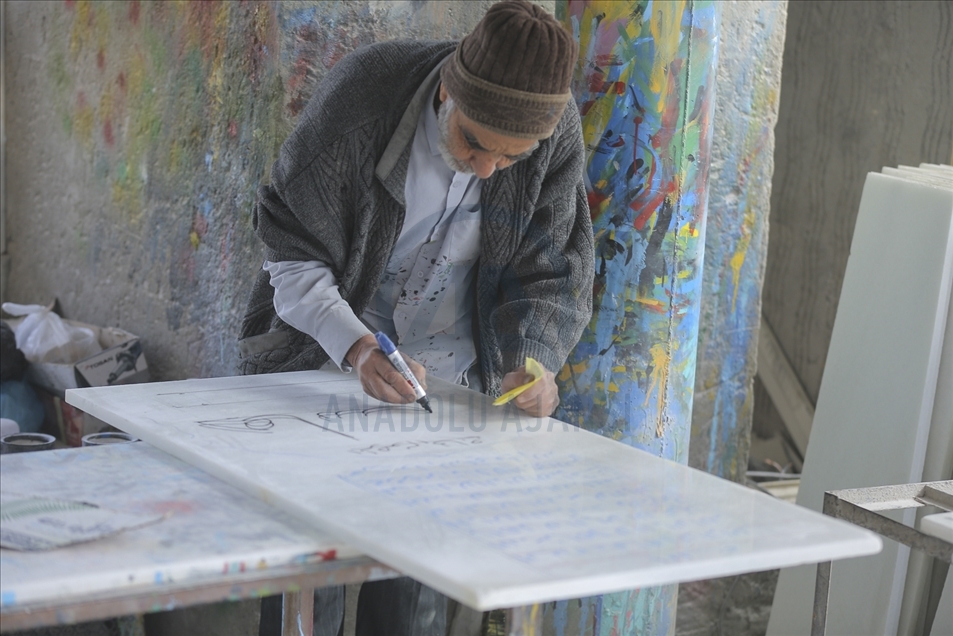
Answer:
[436,99,474,175]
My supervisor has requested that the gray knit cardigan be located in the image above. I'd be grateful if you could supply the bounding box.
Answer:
[239,40,594,398]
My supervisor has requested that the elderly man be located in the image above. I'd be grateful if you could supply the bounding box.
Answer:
[240,0,593,633]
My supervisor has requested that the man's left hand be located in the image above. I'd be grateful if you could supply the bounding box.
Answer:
[500,365,559,417]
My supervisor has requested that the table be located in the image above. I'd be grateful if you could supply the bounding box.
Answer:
[0,443,398,633]
[63,371,882,615]
[811,481,953,636]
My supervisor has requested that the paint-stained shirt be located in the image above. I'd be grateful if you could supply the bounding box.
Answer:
[265,83,482,387]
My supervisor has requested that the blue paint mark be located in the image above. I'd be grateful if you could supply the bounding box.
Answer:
[280,5,318,32]
[1,590,15,606]
[154,571,163,584]
[205,152,213,172]
[553,599,568,636]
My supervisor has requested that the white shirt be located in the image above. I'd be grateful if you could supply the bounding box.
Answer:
[265,85,483,386]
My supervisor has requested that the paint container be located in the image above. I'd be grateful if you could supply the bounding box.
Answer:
[82,432,139,446]
[0,432,57,454]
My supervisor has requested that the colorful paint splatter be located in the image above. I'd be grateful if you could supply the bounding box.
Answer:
[556,0,717,462]
[553,1,718,633]
[40,1,484,379]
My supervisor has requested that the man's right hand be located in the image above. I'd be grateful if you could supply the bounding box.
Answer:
[346,334,427,404]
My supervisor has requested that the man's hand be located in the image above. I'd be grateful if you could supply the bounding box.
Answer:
[346,334,427,404]
[500,365,559,417]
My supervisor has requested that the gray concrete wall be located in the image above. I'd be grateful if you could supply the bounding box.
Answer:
[679,2,788,635]
[755,0,953,450]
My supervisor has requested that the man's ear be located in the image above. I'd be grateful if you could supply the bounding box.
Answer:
[438,82,449,104]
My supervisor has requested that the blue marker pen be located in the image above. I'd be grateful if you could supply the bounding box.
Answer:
[374,331,433,413]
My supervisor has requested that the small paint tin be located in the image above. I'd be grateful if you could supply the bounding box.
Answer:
[82,431,139,446]
[0,432,57,454]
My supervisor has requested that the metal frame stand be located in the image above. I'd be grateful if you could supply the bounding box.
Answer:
[811,480,953,636]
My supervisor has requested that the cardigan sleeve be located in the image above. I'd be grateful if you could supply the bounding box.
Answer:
[489,102,595,375]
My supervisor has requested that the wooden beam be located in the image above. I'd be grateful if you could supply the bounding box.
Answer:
[757,315,815,457]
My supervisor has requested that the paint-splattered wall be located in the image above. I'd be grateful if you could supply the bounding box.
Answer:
[678,4,788,634]
[3,2,786,634]
[2,0,501,381]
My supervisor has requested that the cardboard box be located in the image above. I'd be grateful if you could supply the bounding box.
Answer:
[36,390,112,447]
[22,320,150,396]
[4,314,149,446]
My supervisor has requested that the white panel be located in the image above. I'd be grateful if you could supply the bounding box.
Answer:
[67,371,880,611]
[931,566,953,636]
[769,172,953,636]
[0,443,352,608]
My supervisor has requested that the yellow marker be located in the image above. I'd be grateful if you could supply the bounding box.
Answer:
[493,357,545,406]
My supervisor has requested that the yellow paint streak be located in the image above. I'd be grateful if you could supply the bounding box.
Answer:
[98,88,115,130]
[206,3,231,147]
[678,222,699,238]
[648,0,686,110]
[635,296,665,309]
[729,204,754,312]
[190,231,201,250]
[612,365,626,373]
[75,103,94,146]
[95,4,110,58]
[70,1,93,56]
[558,360,591,382]
[644,343,670,437]
[127,50,146,99]
[111,177,143,224]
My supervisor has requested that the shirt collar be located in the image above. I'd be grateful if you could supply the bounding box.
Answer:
[423,84,444,158]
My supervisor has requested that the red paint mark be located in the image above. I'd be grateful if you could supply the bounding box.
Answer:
[64,0,76,8]
[228,120,238,138]
[587,190,609,212]
[580,100,596,116]
[316,549,337,561]
[594,54,622,67]
[585,71,625,95]
[606,136,625,148]
[96,49,105,71]
[631,188,670,231]
[586,70,605,94]
[148,500,196,515]
[77,91,87,108]
[117,72,126,92]
[103,119,114,146]
[128,0,140,25]
[240,562,246,573]
[187,1,222,62]
[192,211,209,239]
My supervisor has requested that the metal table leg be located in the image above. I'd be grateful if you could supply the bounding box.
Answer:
[282,588,314,636]
[811,560,832,636]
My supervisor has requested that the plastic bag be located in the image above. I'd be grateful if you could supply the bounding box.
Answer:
[1,303,102,364]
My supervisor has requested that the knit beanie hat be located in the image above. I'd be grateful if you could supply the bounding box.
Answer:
[440,0,578,140]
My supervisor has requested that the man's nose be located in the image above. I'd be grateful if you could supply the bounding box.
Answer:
[471,155,497,179]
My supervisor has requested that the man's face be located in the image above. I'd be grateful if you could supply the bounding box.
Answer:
[436,84,539,180]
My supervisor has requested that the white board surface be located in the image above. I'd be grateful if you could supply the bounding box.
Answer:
[768,171,953,636]
[1,443,355,608]
[67,371,880,611]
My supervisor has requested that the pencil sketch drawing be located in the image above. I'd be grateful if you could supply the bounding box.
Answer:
[197,414,357,440]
